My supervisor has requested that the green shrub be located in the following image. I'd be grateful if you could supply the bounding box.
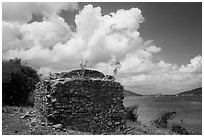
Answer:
[171,124,188,135]
[125,105,139,122]
[152,111,176,128]
[2,58,40,106]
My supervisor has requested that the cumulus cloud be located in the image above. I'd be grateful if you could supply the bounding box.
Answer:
[38,67,55,78]
[2,2,79,23]
[3,4,146,68]
[2,21,22,51]
[116,55,202,94]
[2,3,202,94]
[179,55,202,73]
[20,15,72,47]
[145,45,161,53]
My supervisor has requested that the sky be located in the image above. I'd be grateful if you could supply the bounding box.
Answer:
[2,2,202,95]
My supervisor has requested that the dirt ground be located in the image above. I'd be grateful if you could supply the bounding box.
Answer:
[3,106,197,135]
[2,106,91,135]
[2,106,32,135]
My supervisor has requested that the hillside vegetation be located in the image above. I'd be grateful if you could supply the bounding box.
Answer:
[178,87,202,96]
[123,90,142,97]
[2,59,40,106]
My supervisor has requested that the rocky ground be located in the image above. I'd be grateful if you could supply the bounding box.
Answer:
[2,106,90,135]
[2,106,177,135]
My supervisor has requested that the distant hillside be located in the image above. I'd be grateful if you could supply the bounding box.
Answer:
[178,87,202,96]
[123,90,142,97]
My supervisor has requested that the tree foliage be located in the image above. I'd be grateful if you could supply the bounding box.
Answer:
[2,58,40,106]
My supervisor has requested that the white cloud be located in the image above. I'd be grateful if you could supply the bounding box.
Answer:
[145,45,161,53]
[2,3,202,94]
[2,2,79,23]
[179,55,202,73]
[75,4,102,38]
[107,8,144,31]
[115,55,202,94]
[20,15,72,47]
[2,16,73,62]
[37,67,55,78]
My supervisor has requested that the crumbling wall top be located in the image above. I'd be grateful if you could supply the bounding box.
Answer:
[50,69,105,80]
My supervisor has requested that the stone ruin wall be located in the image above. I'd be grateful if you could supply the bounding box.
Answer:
[34,69,126,134]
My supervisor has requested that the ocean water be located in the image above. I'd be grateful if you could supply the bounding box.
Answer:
[123,96,202,131]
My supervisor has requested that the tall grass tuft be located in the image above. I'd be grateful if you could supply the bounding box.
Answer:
[152,111,176,128]
[171,124,189,135]
[125,105,139,122]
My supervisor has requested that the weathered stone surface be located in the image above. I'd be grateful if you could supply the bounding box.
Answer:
[34,69,126,134]
[52,124,62,129]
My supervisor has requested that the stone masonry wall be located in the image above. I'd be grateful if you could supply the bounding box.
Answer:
[34,70,126,134]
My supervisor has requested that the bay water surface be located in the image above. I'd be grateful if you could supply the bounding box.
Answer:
[123,96,202,132]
